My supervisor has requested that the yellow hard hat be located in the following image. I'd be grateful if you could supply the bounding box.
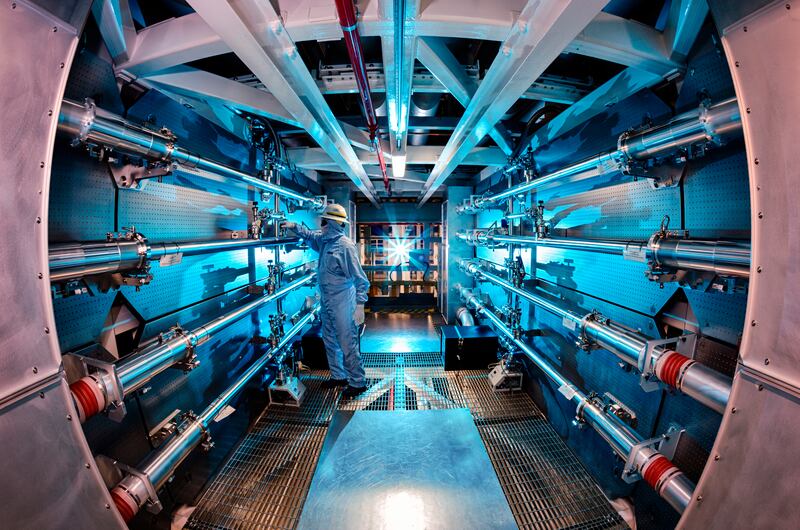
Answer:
[320,202,349,224]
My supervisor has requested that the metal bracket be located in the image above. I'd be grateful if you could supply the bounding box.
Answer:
[108,160,173,190]
[148,409,181,448]
[112,460,163,514]
[621,424,687,484]
[64,351,126,422]
[603,392,638,429]
[639,334,698,392]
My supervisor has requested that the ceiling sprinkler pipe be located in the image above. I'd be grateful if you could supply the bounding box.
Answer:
[109,307,320,523]
[58,99,325,209]
[334,0,390,193]
[70,272,317,423]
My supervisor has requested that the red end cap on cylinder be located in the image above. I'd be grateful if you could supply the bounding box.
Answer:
[655,351,694,389]
[643,455,678,491]
[111,488,138,523]
[69,376,105,422]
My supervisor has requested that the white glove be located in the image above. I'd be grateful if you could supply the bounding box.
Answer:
[354,304,365,326]
[281,221,296,233]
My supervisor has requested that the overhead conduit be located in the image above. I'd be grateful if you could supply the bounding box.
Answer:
[58,99,326,209]
[334,0,391,193]
[456,98,742,213]
[110,306,320,523]
[455,285,695,514]
[458,259,732,414]
[69,271,317,423]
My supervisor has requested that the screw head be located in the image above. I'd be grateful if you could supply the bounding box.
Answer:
[764,358,770,365]
[714,455,720,461]
[32,366,38,374]
[757,266,762,273]
[731,407,737,414]
[66,414,72,421]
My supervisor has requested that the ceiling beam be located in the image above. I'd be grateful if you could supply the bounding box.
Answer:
[186,0,379,205]
[91,0,136,63]
[117,6,678,79]
[528,67,664,151]
[418,0,609,204]
[416,37,514,155]
[287,146,507,170]
[664,0,709,61]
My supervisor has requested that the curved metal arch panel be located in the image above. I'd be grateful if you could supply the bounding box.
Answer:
[0,1,125,528]
[680,1,800,526]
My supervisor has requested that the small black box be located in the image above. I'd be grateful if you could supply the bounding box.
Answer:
[439,325,499,370]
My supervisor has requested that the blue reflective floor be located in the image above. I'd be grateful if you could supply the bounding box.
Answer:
[360,312,445,353]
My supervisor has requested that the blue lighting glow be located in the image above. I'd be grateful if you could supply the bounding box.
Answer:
[387,238,412,265]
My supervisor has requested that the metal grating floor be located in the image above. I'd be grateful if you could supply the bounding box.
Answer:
[188,352,626,530]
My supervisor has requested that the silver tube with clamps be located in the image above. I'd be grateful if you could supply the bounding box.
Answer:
[67,272,317,424]
[58,98,326,209]
[454,284,695,513]
[107,306,320,523]
[458,259,732,414]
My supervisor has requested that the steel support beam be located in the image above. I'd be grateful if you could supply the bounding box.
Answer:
[418,0,608,204]
[186,0,379,205]
[416,37,514,155]
[287,145,507,170]
[528,67,664,151]
[91,0,136,63]
[664,0,710,61]
[117,6,678,79]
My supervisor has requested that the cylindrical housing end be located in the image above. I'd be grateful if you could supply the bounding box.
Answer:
[69,376,107,423]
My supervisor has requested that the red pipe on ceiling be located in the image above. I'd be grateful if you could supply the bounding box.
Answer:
[334,0,391,194]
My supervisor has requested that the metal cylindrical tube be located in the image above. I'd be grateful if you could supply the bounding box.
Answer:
[115,272,316,396]
[110,307,319,521]
[50,236,299,282]
[649,238,750,278]
[59,99,324,208]
[621,98,741,161]
[490,234,637,256]
[655,351,731,415]
[579,399,639,457]
[455,306,475,326]
[582,318,646,367]
[49,240,147,282]
[464,98,741,211]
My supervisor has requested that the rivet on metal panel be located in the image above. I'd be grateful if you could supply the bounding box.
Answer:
[787,3,791,9]
[36,216,41,224]
[764,358,770,365]
[37,272,43,279]
[39,161,45,168]
[32,366,38,374]
[697,495,703,502]
[105,504,111,510]
[758,211,763,219]
[52,26,57,32]
[735,61,740,68]
[44,326,50,334]
[731,407,737,414]
[714,455,720,461]
[743,26,748,32]
[751,320,757,326]
[85,463,91,469]
[11,2,16,8]
[757,266,762,273]
[746,107,751,114]
[39,392,44,399]
[59,62,65,69]
[754,158,760,165]
[757,384,764,391]
[67,414,72,421]
[47,109,53,116]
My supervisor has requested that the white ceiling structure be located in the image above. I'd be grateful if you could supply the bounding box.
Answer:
[94,0,708,204]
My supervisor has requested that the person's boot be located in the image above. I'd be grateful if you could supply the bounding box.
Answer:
[342,385,368,398]
[320,378,348,390]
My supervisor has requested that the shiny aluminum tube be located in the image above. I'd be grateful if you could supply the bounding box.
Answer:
[649,237,750,278]
[465,98,742,210]
[491,233,639,256]
[110,307,319,522]
[455,285,694,512]
[116,272,317,393]
[49,236,299,282]
[460,259,732,413]
[58,99,325,208]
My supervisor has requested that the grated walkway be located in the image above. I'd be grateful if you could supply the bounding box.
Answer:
[187,352,626,530]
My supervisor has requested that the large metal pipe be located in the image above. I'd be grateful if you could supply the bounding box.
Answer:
[69,272,317,423]
[334,0,390,192]
[109,306,319,523]
[459,260,732,414]
[58,99,326,208]
[454,285,694,513]
[457,230,750,279]
[49,235,299,282]
[459,98,741,212]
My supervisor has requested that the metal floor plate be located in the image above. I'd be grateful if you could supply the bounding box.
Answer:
[188,352,626,530]
[296,409,517,530]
